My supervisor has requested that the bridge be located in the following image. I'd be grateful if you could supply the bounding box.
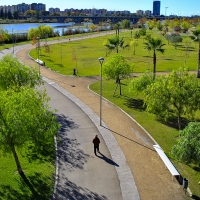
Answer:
[39,15,182,24]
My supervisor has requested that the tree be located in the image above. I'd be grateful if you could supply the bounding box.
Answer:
[134,31,140,45]
[0,87,59,174]
[144,69,200,130]
[181,21,191,33]
[104,36,129,54]
[168,33,183,49]
[0,55,42,91]
[144,37,165,79]
[0,27,10,46]
[171,122,200,165]
[129,71,154,93]
[114,23,121,37]
[121,19,130,29]
[103,54,132,96]
[191,29,200,78]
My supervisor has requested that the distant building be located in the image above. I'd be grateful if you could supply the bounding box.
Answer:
[137,10,144,16]
[153,1,160,16]
[145,10,152,16]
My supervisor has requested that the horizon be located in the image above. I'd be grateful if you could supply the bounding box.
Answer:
[3,0,200,17]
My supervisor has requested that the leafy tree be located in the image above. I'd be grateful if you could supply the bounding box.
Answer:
[181,21,191,33]
[24,10,36,17]
[0,87,59,174]
[129,71,154,93]
[121,19,130,29]
[156,20,163,31]
[168,33,183,49]
[13,11,19,19]
[171,122,200,165]
[134,31,140,44]
[0,55,42,91]
[103,54,132,95]
[191,29,200,78]
[144,69,200,130]
[104,36,129,54]
[0,28,10,46]
[130,40,137,55]
[144,37,165,79]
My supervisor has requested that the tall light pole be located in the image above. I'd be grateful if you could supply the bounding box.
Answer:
[99,57,104,126]
[12,28,14,54]
[165,7,168,18]
[36,37,40,74]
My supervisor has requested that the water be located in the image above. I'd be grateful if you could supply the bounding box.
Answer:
[0,22,75,34]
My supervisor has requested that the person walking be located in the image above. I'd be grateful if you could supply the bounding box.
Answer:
[93,135,100,155]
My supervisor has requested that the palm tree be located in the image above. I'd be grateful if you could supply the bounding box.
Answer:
[114,23,121,37]
[104,36,129,54]
[191,29,200,78]
[144,37,165,79]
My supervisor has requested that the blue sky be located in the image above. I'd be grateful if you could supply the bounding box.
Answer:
[5,0,200,16]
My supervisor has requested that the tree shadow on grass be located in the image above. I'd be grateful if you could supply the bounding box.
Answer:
[124,98,145,111]
[0,172,53,200]
[157,116,191,130]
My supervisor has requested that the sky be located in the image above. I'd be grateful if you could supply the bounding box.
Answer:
[4,0,200,16]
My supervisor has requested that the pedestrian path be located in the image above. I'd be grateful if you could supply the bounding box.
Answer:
[43,77,140,199]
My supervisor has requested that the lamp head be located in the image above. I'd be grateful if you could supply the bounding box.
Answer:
[99,57,104,64]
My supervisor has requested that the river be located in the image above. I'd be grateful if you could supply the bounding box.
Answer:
[0,22,84,34]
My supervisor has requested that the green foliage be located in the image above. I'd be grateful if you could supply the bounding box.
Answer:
[121,19,130,29]
[144,68,200,130]
[171,122,200,165]
[103,54,132,80]
[28,25,54,40]
[167,33,183,49]
[0,55,42,91]
[104,36,129,54]
[129,71,154,93]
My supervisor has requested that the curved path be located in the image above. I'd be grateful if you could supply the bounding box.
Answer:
[1,32,188,199]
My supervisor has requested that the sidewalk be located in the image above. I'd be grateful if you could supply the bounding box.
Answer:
[16,39,188,200]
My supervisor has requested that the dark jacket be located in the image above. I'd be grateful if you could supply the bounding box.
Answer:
[93,137,100,146]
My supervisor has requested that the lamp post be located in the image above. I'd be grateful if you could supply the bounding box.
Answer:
[165,7,168,18]
[36,37,40,74]
[12,28,14,54]
[99,57,104,126]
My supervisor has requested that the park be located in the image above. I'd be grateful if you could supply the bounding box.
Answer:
[0,18,200,199]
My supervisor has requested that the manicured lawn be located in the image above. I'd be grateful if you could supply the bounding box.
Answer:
[29,29,198,76]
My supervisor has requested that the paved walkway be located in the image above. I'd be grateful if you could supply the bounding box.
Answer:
[0,33,189,199]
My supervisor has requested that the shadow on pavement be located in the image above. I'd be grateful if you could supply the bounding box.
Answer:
[57,114,91,171]
[55,177,108,200]
[103,126,155,152]
[96,152,119,167]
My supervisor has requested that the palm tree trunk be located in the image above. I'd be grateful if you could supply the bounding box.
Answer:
[153,50,156,79]
[11,144,23,174]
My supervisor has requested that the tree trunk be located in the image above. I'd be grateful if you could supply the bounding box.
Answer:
[178,113,181,131]
[197,41,200,78]
[153,50,156,79]
[11,144,23,174]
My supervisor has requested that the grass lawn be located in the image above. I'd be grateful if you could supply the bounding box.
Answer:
[0,141,55,200]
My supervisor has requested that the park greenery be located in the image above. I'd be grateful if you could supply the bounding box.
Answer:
[1,17,200,197]
[0,55,60,199]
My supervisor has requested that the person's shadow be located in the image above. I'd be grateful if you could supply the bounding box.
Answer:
[96,152,119,167]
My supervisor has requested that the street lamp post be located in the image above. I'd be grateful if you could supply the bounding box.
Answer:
[99,57,104,126]
[165,7,168,18]
[12,28,14,54]
[36,37,40,74]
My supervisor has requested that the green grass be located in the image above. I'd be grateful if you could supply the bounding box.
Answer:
[29,29,198,76]
[0,144,55,200]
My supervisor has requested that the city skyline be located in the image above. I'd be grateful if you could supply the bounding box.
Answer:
[3,0,200,16]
